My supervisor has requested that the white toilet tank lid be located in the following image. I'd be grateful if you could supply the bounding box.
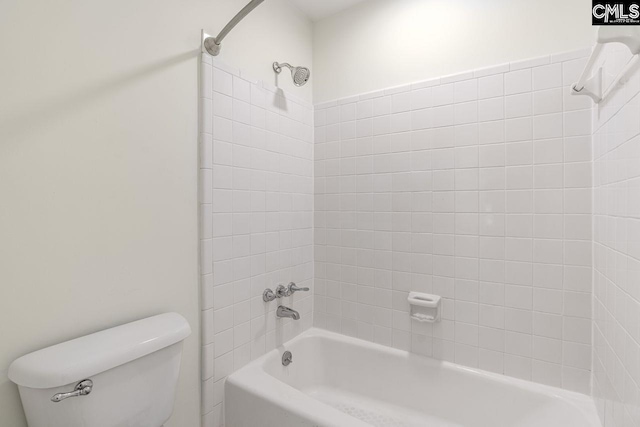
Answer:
[8,312,191,389]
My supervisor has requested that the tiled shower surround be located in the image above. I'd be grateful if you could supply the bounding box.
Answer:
[313,51,594,394]
[592,44,640,427]
[200,47,640,427]
[199,55,314,426]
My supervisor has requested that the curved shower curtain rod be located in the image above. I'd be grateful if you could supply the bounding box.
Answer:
[204,0,265,56]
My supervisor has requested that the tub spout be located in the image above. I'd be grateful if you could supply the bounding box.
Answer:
[277,306,300,320]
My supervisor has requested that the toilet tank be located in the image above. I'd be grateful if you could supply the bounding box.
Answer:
[8,313,191,427]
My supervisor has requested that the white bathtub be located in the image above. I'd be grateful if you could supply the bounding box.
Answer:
[225,328,601,427]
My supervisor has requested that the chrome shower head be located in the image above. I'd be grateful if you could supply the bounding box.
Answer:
[273,62,310,87]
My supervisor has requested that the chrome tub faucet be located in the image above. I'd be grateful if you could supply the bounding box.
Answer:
[276,306,300,320]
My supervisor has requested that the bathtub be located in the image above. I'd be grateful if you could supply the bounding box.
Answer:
[225,328,601,427]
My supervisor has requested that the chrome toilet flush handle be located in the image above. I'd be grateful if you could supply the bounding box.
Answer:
[51,379,93,402]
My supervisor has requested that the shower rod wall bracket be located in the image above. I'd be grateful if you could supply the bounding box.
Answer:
[571,68,602,103]
[203,36,221,56]
[201,30,219,56]
[571,26,640,103]
[202,0,266,56]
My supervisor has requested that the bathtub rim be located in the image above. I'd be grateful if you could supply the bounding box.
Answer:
[225,327,600,427]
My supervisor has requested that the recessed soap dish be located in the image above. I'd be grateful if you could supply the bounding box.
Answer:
[407,292,441,323]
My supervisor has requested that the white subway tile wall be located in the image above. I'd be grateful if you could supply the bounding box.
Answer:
[199,48,640,427]
[592,43,640,427]
[313,52,594,393]
[200,55,314,427]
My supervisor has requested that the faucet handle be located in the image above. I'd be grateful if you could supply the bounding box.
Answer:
[276,284,289,298]
[287,282,309,294]
[263,288,277,302]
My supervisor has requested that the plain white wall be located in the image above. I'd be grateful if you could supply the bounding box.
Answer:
[313,0,596,102]
[0,1,311,426]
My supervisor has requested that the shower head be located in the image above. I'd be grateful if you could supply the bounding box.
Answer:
[273,62,310,87]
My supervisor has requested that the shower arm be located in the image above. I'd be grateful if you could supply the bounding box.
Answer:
[204,0,265,56]
[273,62,292,73]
